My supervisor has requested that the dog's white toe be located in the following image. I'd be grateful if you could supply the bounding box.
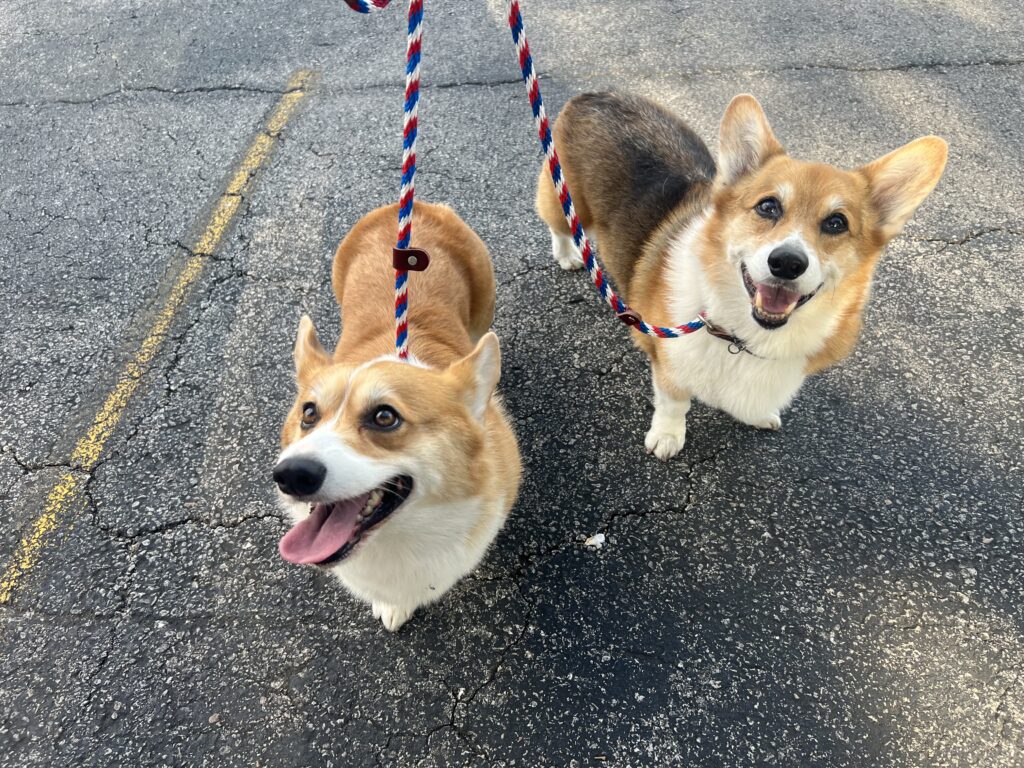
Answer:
[644,425,686,461]
[551,231,583,271]
[374,603,413,632]
[753,412,783,431]
[556,253,584,271]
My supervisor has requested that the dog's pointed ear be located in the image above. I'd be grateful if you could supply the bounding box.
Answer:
[447,332,501,422]
[294,314,329,381]
[859,136,948,241]
[717,94,785,185]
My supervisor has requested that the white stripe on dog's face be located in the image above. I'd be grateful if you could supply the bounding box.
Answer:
[277,425,399,504]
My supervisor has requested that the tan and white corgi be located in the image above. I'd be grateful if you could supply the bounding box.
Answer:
[273,202,521,631]
[537,92,947,459]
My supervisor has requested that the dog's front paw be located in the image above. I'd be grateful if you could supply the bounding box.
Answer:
[373,602,413,632]
[556,252,584,271]
[551,232,584,271]
[752,412,782,431]
[645,424,686,461]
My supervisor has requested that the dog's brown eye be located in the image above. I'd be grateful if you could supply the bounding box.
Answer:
[822,213,849,235]
[754,196,783,221]
[300,402,319,429]
[369,405,401,431]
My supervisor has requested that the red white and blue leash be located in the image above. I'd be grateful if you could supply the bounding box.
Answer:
[342,0,709,356]
[344,0,425,359]
[392,0,424,359]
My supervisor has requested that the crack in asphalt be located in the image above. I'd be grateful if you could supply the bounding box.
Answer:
[88,506,286,543]
[452,598,536,749]
[994,668,1022,725]
[428,77,527,90]
[683,447,726,512]
[0,82,307,109]
[0,445,115,482]
[421,425,735,758]
[69,479,139,748]
[0,445,74,475]
[4,52,1020,111]
[675,56,1024,77]
[905,225,1023,251]
[0,75,536,109]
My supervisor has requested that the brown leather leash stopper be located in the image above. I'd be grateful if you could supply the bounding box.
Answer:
[393,247,431,271]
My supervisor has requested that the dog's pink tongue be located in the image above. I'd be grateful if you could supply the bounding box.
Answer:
[756,283,802,314]
[279,496,368,564]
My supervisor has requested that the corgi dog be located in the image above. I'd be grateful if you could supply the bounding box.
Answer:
[273,202,521,631]
[536,92,947,459]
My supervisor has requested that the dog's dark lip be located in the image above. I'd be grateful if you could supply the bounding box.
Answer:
[315,475,414,566]
[752,312,789,330]
[741,262,758,299]
[740,263,821,330]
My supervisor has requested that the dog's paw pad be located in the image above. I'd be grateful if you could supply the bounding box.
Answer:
[374,603,412,632]
[644,427,686,461]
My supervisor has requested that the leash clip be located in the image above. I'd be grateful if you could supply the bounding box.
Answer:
[704,318,751,356]
[393,247,430,271]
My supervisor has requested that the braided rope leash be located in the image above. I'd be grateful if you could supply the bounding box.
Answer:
[393,0,424,359]
[344,0,425,359]
[506,0,705,338]
[342,0,705,343]
[344,0,392,11]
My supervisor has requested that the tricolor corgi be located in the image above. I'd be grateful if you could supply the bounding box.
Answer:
[273,202,521,631]
[537,92,947,459]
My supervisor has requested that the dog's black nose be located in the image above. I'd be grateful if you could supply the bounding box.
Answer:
[273,457,327,497]
[767,247,809,280]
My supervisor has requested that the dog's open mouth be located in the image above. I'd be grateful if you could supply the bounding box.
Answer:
[278,476,413,565]
[741,264,818,329]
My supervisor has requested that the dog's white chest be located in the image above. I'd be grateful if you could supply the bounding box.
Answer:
[662,329,806,424]
[661,235,812,424]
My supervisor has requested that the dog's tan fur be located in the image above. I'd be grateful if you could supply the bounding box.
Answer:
[278,202,520,630]
[538,92,947,457]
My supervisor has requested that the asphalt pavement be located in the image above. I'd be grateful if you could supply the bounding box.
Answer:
[1,0,1022,765]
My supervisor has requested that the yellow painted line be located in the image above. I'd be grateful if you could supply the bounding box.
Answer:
[0,69,314,604]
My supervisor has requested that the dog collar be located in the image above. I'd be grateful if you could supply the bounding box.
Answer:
[701,315,760,357]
